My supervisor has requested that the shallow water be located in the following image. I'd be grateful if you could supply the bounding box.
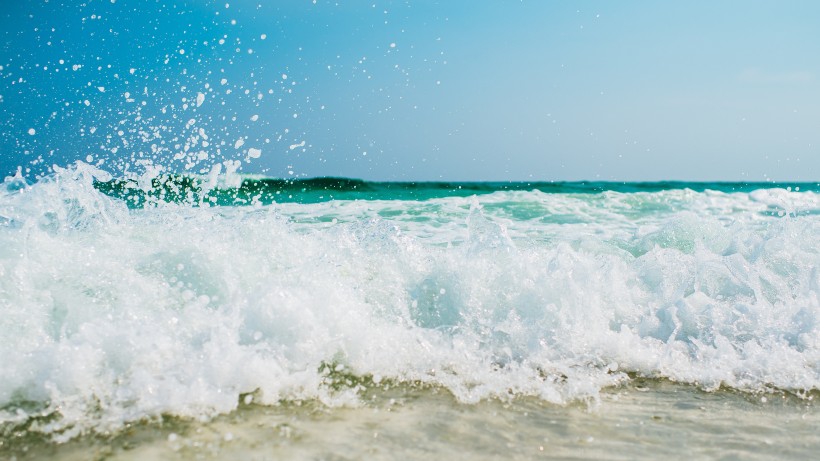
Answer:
[2,381,817,461]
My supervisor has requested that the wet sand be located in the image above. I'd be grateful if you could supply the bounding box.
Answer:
[2,380,817,461]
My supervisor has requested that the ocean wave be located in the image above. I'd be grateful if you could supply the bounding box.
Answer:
[87,167,820,207]
[1,164,818,441]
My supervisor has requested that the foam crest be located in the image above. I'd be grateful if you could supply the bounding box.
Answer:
[0,167,818,440]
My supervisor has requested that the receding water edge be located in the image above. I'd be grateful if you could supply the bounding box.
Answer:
[2,379,818,461]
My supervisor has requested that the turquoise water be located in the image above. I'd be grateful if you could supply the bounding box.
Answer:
[1,164,819,456]
[93,175,820,206]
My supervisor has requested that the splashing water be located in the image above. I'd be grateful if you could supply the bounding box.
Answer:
[0,164,818,441]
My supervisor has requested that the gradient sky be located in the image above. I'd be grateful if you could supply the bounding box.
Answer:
[2,0,819,181]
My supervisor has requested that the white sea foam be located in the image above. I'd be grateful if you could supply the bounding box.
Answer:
[0,165,818,441]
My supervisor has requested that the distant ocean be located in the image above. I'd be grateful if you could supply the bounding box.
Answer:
[1,163,818,459]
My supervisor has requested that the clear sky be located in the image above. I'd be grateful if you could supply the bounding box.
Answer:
[2,0,819,181]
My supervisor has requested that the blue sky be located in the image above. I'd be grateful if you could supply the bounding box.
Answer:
[2,0,819,181]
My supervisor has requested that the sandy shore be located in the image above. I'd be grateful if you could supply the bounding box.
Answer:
[2,380,817,461]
